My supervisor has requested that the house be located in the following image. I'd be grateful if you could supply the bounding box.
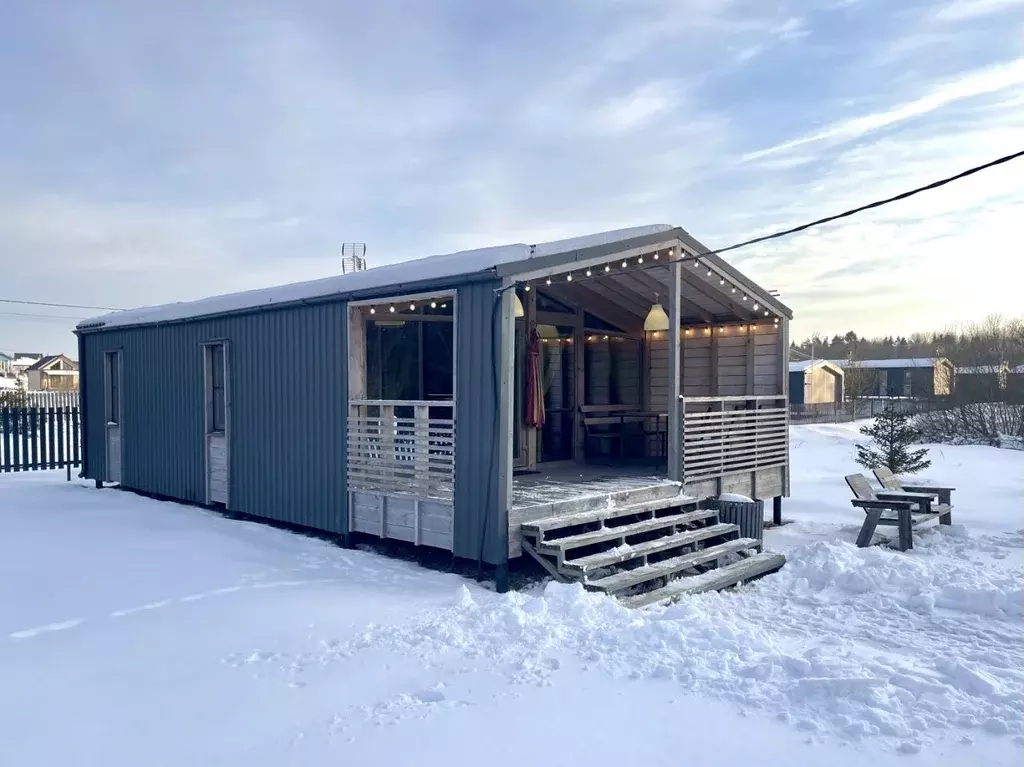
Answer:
[26,354,80,392]
[956,364,1024,400]
[0,351,12,373]
[10,353,42,373]
[788,359,844,410]
[833,357,953,399]
[75,225,793,599]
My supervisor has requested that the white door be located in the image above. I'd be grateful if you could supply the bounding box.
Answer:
[104,351,122,483]
[205,343,229,505]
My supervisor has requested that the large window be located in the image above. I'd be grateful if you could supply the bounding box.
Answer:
[365,318,453,401]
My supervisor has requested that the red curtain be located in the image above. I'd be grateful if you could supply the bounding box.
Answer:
[525,328,545,428]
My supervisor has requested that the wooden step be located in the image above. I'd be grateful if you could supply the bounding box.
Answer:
[538,509,718,555]
[625,552,786,607]
[585,537,762,594]
[563,523,739,574]
[521,493,700,539]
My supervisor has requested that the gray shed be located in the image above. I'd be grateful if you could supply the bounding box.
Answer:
[76,225,793,595]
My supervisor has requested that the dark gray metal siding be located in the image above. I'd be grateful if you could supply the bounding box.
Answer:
[453,279,507,565]
[788,371,805,404]
[79,302,349,534]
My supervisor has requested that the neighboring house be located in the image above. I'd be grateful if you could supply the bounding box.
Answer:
[788,359,844,408]
[833,357,953,399]
[0,351,12,373]
[11,354,42,372]
[956,364,1024,400]
[75,224,793,596]
[26,354,80,392]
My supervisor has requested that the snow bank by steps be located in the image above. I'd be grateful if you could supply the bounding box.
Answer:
[280,527,1023,754]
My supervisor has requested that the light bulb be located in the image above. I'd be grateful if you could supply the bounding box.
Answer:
[546,277,552,285]
[638,256,644,264]
[685,328,691,335]
[719,278,725,285]
[764,310,769,316]
[707,269,712,277]
[441,303,447,308]
[742,295,748,302]
[603,335,609,340]
[774,317,779,324]
[753,303,759,310]
[430,301,437,309]
[369,307,376,315]
[621,260,628,268]
[731,286,736,293]
[566,273,573,281]
[524,285,530,292]
[586,269,592,277]
[389,306,396,313]
[668,248,674,256]
[410,303,416,311]
[653,253,659,260]
[604,265,611,272]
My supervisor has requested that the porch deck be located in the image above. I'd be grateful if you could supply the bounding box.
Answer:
[512,462,673,511]
[509,462,681,557]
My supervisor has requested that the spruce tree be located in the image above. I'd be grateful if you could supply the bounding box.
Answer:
[855,406,931,475]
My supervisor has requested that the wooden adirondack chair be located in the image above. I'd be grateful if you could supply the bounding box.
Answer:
[845,473,942,551]
[872,466,954,525]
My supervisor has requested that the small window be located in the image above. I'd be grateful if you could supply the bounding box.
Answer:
[208,344,227,433]
[106,352,120,425]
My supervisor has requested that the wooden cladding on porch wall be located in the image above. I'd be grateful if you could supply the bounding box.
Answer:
[647,324,782,411]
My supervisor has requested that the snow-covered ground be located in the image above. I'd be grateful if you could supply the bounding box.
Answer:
[1,422,1021,766]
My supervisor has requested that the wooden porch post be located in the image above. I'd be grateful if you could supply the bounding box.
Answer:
[496,284,515,590]
[667,257,682,482]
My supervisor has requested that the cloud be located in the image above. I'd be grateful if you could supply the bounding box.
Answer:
[2,0,1022,352]
[934,0,1024,20]
[740,58,1024,162]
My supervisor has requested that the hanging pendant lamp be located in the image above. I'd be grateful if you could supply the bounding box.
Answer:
[643,293,670,332]
[513,292,525,318]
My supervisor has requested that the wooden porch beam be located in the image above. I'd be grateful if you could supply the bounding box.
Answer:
[681,268,755,319]
[544,282,644,334]
[667,259,682,482]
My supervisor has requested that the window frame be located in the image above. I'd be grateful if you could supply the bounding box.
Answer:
[204,341,229,435]
[104,351,121,426]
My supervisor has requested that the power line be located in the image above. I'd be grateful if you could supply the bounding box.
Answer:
[0,311,87,321]
[714,149,1024,255]
[0,298,122,311]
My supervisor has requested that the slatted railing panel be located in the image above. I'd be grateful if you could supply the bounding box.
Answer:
[681,396,789,481]
[347,400,455,501]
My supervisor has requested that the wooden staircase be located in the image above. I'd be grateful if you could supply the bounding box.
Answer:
[519,482,784,606]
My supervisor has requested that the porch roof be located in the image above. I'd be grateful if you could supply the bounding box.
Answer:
[77,224,791,332]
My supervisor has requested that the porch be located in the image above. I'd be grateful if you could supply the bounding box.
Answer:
[340,229,792,593]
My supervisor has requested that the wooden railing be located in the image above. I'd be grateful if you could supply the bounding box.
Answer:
[347,400,455,502]
[680,395,788,482]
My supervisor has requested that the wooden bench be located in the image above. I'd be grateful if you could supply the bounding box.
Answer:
[872,466,954,523]
[845,473,945,551]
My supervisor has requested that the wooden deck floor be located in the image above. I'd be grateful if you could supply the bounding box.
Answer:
[512,462,674,511]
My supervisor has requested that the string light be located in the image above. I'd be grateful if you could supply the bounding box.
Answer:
[719,278,725,285]
[764,310,769,316]
[706,268,713,277]
[389,306,396,313]
[566,273,573,281]
[685,328,691,335]
[731,287,736,293]
[638,256,644,264]
[652,331,659,339]
[430,301,437,309]
[621,260,628,268]
[409,303,416,311]
[586,268,592,277]
[604,265,611,273]
[668,247,674,256]
[603,335,609,340]
[705,327,711,336]
[653,253,659,260]
[369,307,376,314]
[774,317,779,324]
[742,295,748,302]
[546,277,552,285]
[753,302,760,310]
[692,260,699,268]
[441,303,448,308]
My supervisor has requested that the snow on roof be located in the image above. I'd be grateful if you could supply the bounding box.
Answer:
[0,377,17,390]
[831,358,941,369]
[789,360,843,373]
[11,357,41,367]
[79,225,676,331]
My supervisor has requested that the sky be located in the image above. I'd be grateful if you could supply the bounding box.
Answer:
[1,0,1022,354]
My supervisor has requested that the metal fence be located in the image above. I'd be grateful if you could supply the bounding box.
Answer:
[0,406,82,475]
[790,397,930,424]
[25,391,80,409]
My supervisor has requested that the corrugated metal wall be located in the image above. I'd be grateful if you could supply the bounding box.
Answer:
[79,302,349,534]
[453,279,506,565]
